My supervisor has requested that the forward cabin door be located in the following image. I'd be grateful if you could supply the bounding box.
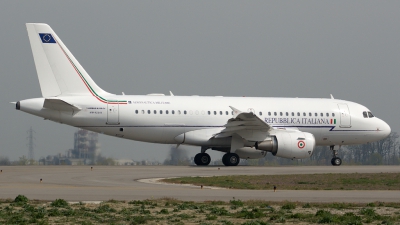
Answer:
[107,102,119,125]
[337,103,351,128]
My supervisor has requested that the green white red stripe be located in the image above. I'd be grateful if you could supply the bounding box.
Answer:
[56,39,127,104]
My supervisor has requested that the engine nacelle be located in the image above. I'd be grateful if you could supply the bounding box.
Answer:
[255,132,315,159]
[235,147,267,159]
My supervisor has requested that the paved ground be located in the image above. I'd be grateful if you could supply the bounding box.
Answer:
[0,166,399,203]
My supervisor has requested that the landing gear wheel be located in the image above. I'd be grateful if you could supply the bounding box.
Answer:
[331,157,342,166]
[194,153,211,166]
[222,153,240,166]
[222,154,228,166]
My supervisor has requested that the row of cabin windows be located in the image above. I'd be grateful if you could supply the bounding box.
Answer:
[134,110,336,117]
[261,111,335,117]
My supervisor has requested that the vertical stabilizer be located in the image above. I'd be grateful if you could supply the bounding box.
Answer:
[26,23,108,97]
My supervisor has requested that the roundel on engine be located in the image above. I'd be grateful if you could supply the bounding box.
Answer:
[297,140,305,149]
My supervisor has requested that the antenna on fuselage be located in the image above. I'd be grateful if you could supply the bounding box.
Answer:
[169,91,174,96]
[330,94,334,99]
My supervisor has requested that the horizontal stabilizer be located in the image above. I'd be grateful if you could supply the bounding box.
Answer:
[43,98,81,112]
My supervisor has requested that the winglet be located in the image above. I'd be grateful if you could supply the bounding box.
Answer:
[229,106,242,117]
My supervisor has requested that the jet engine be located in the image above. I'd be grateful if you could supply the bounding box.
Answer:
[255,132,315,159]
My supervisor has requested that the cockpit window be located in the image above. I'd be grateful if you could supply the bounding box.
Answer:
[363,111,368,118]
[363,111,375,118]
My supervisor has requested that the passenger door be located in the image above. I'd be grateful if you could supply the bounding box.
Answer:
[107,102,119,125]
[337,103,351,128]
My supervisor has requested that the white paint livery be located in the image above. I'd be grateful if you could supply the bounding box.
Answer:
[16,23,391,166]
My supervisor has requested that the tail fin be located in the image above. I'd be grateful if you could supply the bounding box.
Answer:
[26,23,109,98]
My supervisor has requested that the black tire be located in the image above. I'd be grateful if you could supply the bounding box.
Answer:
[228,153,240,166]
[333,157,342,166]
[199,153,211,166]
[195,153,211,166]
[194,153,201,165]
[223,153,240,166]
[222,154,229,166]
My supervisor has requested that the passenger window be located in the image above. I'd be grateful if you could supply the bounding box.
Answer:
[309,112,312,116]
[208,111,210,115]
[160,110,163,114]
[303,112,306,116]
[135,110,138,114]
[178,110,181,115]
[297,112,300,116]
[154,110,157,114]
[292,112,294,116]
[214,111,216,115]
[368,111,374,118]
[274,112,277,116]
[320,113,323,117]
[226,111,228,115]
[259,112,262,116]
[231,111,234,115]
[172,110,175,114]
[141,110,144,114]
[220,111,222,115]
[332,113,335,117]
[148,110,151,114]
[166,110,169,114]
[286,112,289,116]
[184,110,187,115]
[326,113,329,117]
[315,113,317,116]
[268,112,271,116]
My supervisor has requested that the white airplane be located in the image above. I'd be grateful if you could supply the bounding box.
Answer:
[15,23,391,166]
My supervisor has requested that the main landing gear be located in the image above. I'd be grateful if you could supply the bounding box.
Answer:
[194,153,211,166]
[330,145,342,166]
[193,150,241,166]
[222,153,240,166]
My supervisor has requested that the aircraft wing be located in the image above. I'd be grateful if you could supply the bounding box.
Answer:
[213,106,272,140]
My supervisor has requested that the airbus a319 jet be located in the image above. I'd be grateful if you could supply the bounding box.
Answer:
[15,23,391,166]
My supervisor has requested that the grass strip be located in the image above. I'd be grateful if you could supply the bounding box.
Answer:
[162,173,400,190]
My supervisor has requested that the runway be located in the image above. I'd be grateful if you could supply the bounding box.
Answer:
[0,166,399,203]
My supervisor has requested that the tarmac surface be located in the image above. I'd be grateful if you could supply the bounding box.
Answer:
[0,166,399,203]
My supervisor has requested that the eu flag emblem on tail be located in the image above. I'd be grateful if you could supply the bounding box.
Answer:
[39,33,56,43]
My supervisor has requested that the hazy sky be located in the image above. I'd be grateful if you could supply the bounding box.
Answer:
[1,1,399,162]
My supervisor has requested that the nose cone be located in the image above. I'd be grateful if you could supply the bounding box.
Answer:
[379,119,391,139]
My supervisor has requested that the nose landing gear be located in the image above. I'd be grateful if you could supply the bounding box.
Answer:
[330,145,342,166]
